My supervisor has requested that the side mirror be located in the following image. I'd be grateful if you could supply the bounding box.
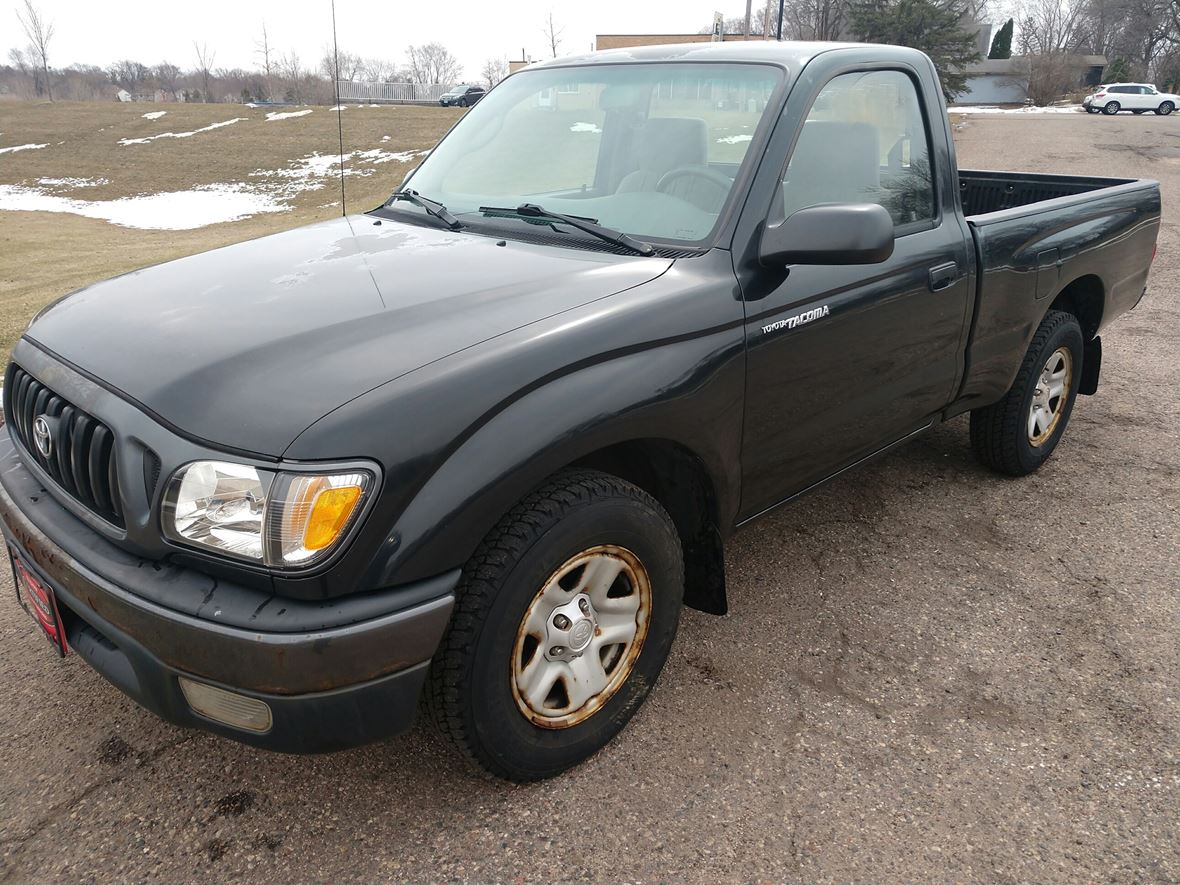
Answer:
[759,203,895,267]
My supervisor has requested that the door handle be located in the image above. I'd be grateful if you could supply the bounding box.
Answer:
[928,262,959,292]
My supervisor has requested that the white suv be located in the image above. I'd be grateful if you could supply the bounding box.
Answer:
[1084,83,1178,115]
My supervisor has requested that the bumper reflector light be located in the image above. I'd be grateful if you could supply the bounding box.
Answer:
[179,678,273,734]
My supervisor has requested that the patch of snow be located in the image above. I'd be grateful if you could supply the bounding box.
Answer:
[381,135,391,142]
[949,104,1083,115]
[354,148,425,164]
[118,118,245,145]
[265,109,313,121]
[38,177,108,188]
[248,148,428,200]
[141,110,167,120]
[0,143,48,155]
[569,122,602,134]
[327,105,346,111]
[0,183,286,230]
[716,134,752,144]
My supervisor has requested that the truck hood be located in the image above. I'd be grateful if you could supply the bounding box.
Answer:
[25,216,671,456]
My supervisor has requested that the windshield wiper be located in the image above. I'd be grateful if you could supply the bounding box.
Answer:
[478,203,655,256]
[387,190,462,230]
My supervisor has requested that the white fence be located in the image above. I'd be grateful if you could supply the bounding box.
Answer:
[337,80,450,104]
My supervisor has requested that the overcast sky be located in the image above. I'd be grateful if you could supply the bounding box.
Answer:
[3,0,737,79]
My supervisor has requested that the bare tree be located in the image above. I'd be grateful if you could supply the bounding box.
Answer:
[406,43,462,85]
[256,22,274,100]
[542,11,565,57]
[1019,52,1086,102]
[361,57,400,82]
[16,0,54,100]
[108,59,150,92]
[1018,0,1087,54]
[194,41,216,102]
[481,56,508,88]
[154,61,180,94]
[279,51,309,102]
[320,47,365,81]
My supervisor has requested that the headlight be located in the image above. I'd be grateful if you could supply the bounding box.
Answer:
[163,461,372,568]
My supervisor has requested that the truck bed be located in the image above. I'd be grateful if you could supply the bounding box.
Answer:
[959,169,1136,217]
[952,168,1160,418]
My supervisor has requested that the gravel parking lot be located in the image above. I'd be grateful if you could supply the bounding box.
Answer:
[0,113,1177,884]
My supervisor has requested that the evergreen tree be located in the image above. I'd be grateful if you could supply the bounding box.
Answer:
[849,0,982,102]
[988,18,1014,59]
[1104,58,1131,83]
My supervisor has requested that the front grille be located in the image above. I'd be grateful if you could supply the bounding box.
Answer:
[5,364,124,527]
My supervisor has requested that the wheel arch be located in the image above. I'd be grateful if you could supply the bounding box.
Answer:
[571,438,728,615]
[1048,273,1104,340]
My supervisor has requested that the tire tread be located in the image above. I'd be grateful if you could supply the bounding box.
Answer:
[422,468,677,779]
[970,309,1078,476]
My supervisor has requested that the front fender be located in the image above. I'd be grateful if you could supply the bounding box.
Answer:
[281,251,746,595]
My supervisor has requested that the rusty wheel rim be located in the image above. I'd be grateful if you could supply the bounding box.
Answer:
[1028,346,1072,447]
[511,545,652,729]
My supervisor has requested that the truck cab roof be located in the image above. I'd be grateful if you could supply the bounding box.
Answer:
[526,39,928,72]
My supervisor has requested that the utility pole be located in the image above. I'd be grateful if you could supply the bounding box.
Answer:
[743,0,753,37]
[776,0,785,39]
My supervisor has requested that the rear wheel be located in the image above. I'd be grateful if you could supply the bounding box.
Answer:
[1103,101,1121,115]
[1157,101,1174,115]
[425,469,684,781]
[970,310,1084,476]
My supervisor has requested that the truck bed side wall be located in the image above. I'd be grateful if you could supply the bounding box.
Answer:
[950,179,1160,414]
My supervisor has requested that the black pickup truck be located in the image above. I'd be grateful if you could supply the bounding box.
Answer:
[1,42,1159,781]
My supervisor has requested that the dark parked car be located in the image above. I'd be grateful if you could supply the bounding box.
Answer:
[439,84,485,107]
[1,41,1159,782]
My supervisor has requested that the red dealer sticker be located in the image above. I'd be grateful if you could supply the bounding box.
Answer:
[11,549,68,656]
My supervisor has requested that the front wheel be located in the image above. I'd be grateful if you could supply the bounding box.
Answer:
[970,310,1084,476]
[425,469,684,781]
[1103,101,1121,115]
[1157,101,1174,115]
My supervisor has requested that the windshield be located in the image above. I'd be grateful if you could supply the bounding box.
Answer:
[398,62,782,245]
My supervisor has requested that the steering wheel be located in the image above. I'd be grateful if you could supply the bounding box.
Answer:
[654,165,733,212]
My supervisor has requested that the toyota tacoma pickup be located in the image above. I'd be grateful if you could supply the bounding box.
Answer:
[1,42,1159,782]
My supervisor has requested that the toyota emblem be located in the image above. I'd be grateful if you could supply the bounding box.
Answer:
[32,415,53,458]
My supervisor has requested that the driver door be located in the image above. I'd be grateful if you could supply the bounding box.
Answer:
[734,64,973,518]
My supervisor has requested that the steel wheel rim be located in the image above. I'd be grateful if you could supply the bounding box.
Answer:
[1028,346,1072,447]
[511,545,652,729]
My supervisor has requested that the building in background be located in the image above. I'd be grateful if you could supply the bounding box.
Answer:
[958,55,1107,104]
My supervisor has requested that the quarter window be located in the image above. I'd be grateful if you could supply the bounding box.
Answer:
[781,69,935,227]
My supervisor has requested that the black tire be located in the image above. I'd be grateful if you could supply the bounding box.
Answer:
[1103,101,1121,115]
[457,97,468,108]
[1157,101,1174,115]
[970,310,1084,477]
[1086,106,1098,114]
[424,469,684,781]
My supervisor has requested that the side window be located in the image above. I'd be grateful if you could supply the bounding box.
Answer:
[781,69,935,227]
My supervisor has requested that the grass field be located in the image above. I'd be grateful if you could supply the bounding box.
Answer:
[0,100,460,357]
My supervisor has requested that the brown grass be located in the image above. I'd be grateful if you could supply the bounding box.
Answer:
[0,100,460,358]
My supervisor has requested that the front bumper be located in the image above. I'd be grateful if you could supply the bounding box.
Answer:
[0,434,457,752]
